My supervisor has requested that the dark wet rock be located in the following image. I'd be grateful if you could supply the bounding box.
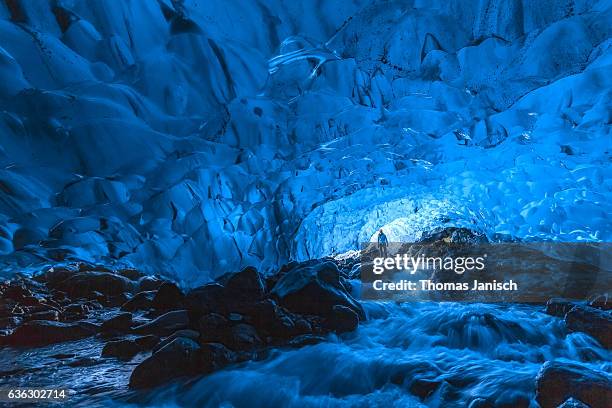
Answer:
[134,334,160,350]
[418,227,487,244]
[121,291,155,312]
[7,320,98,347]
[133,310,190,336]
[23,310,59,322]
[557,398,591,408]
[50,353,76,359]
[101,312,133,332]
[151,282,184,311]
[67,357,101,367]
[216,266,265,300]
[129,337,202,389]
[184,283,226,314]
[271,261,365,319]
[197,342,236,373]
[102,339,141,360]
[409,378,443,399]
[138,276,164,292]
[51,272,136,298]
[62,303,91,321]
[242,299,308,340]
[34,265,77,287]
[198,313,231,343]
[229,323,262,350]
[152,329,200,353]
[564,305,612,348]
[105,292,131,307]
[287,334,326,347]
[324,305,359,333]
[535,361,612,408]
[0,316,22,329]
[116,268,144,281]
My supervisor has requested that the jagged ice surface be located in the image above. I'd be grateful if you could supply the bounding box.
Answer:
[0,0,610,286]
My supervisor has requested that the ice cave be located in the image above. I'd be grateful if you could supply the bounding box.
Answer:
[0,1,610,407]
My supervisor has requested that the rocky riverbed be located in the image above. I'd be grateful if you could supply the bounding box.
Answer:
[0,258,610,407]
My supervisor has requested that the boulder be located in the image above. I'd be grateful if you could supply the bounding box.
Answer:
[101,339,141,360]
[535,361,612,408]
[564,305,612,348]
[101,312,133,332]
[121,291,155,312]
[229,323,262,350]
[132,310,191,336]
[116,268,144,281]
[129,337,201,389]
[324,305,359,333]
[271,261,364,320]
[184,283,226,314]
[51,272,135,298]
[216,266,265,300]
[134,334,160,350]
[6,320,97,347]
[152,329,200,353]
[23,310,59,322]
[138,276,164,292]
[151,282,184,311]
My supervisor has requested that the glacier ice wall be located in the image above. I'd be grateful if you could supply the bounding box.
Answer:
[0,0,610,285]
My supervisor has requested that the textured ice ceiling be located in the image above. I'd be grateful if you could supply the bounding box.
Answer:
[0,0,610,285]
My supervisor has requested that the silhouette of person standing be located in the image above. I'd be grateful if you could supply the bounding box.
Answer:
[378,229,389,258]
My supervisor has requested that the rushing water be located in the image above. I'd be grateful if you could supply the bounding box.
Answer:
[8,302,596,407]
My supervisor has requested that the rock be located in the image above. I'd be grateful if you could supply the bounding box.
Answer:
[184,283,226,314]
[116,268,144,281]
[152,329,200,353]
[121,291,155,312]
[545,298,578,317]
[535,361,612,408]
[564,305,612,348]
[51,272,135,298]
[101,339,141,360]
[133,310,191,336]
[198,313,231,343]
[197,342,235,373]
[287,334,326,347]
[6,320,98,347]
[62,303,91,320]
[151,282,184,311]
[557,398,591,408]
[216,266,265,300]
[101,312,133,332]
[35,266,77,287]
[271,261,365,319]
[134,334,160,350]
[23,310,59,322]
[129,337,201,389]
[242,299,307,340]
[324,305,359,333]
[0,316,22,329]
[409,378,442,399]
[138,276,164,292]
[229,323,262,350]
[67,357,101,367]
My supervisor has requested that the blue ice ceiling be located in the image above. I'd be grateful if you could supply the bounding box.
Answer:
[0,0,610,285]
